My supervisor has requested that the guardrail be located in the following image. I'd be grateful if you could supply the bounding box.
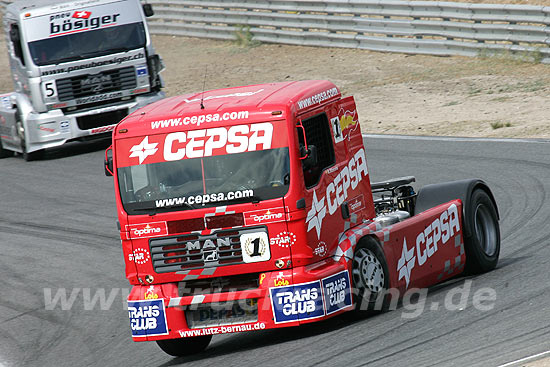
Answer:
[1,0,549,62]
[147,0,550,62]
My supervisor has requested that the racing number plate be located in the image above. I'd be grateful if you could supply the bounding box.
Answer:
[241,231,270,263]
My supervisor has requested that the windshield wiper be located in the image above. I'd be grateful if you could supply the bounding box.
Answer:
[133,202,197,215]
[80,46,138,59]
[52,55,85,64]
[216,195,263,206]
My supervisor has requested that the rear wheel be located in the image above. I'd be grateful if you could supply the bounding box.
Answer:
[351,237,390,315]
[156,335,212,357]
[464,189,500,273]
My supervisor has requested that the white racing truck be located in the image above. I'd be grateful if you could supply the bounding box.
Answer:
[0,0,165,160]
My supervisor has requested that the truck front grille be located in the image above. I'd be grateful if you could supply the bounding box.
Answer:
[76,109,128,130]
[178,273,260,296]
[150,228,265,273]
[56,67,137,101]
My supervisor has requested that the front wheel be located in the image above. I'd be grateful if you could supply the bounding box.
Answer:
[351,237,390,315]
[0,140,14,158]
[464,189,500,273]
[16,119,43,161]
[156,335,212,357]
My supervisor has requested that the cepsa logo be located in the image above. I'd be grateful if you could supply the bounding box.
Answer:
[306,148,369,239]
[49,11,120,36]
[397,204,461,288]
[127,123,275,165]
[244,207,286,226]
[127,222,168,238]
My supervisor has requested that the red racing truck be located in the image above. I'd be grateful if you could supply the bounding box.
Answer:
[105,80,500,356]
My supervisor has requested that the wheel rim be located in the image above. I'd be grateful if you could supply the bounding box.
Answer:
[353,248,385,293]
[474,203,497,256]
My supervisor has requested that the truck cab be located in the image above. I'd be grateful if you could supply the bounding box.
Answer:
[107,80,500,356]
[0,0,164,160]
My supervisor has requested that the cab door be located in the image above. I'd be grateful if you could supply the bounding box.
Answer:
[298,97,374,263]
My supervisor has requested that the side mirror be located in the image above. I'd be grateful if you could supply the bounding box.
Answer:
[142,4,154,17]
[104,146,114,176]
[9,27,18,43]
[302,144,318,170]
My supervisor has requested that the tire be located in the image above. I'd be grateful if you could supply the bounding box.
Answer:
[156,335,212,357]
[0,140,14,158]
[464,189,500,274]
[351,237,391,315]
[16,119,43,161]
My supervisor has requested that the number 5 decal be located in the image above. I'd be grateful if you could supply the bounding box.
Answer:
[241,232,271,263]
[42,81,57,98]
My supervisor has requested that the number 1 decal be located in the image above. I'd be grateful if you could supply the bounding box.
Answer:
[331,117,343,143]
[241,232,271,263]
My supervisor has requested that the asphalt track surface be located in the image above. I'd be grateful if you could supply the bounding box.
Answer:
[1,136,549,367]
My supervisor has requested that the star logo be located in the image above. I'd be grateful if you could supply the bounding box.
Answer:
[129,136,158,164]
[72,11,91,19]
[397,238,416,288]
[306,190,326,239]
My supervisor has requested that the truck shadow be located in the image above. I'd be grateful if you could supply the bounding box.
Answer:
[157,314,360,367]
[156,257,519,366]
[33,137,111,161]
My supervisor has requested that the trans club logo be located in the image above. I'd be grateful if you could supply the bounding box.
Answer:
[270,272,353,323]
[270,280,324,323]
[244,207,286,226]
[322,271,352,315]
[128,299,168,337]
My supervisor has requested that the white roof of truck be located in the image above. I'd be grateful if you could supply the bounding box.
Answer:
[6,0,130,18]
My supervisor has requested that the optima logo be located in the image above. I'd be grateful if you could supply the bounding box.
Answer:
[49,11,120,36]
[127,222,168,239]
[244,207,286,226]
[133,225,160,237]
[251,211,283,223]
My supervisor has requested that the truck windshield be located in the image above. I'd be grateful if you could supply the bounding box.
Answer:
[118,148,291,214]
[28,22,146,66]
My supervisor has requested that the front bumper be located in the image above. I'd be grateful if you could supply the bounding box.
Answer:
[25,91,165,153]
[127,258,353,341]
